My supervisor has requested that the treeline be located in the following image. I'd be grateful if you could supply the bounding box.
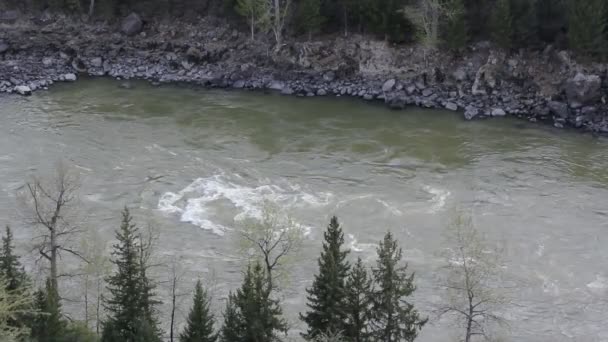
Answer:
[1,168,509,342]
[4,0,608,55]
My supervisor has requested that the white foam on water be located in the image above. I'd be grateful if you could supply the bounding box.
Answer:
[158,174,332,236]
[423,185,451,213]
[347,233,376,253]
[587,275,608,292]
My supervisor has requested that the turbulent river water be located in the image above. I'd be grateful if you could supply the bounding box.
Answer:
[1,78,608,341]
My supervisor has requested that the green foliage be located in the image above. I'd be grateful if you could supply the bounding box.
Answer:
[0,275,34,342]
[0,226,28,295]
[61,322,100,342]
[568,0,607,56]
[102,208,162,342]
[180,280,217,342]
[30,279,66,342]
[443,0,468,50]
[343,258,372,342]
[369,232,426,342]
[235,0,270,40]
[297,0,325,39]
[220,262,286,342]
[300,216,350,340]
[490,0,513,49]
[511,0,538,47]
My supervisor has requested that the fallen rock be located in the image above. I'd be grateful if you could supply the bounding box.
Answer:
[0,40,9,54]
[363,93,374,101]
[548,101,569,119]
[268,81,285,91]
[281,87,294,95]
[317,88,327,96]
[63,73,77,81]
[121,13,143,36]
[422,88,434,97]
[464,106,479,120]
[491,108,506,117]
[565,73,601,105]
[382,79,396,92]
[445,102,458,111]
[71,58,87,72]
[323,71,336,82]
[42,57,54,66]
[452,68,467,82]
[15,85,31,96]
[90,57,103,68]
[232,80,245,89]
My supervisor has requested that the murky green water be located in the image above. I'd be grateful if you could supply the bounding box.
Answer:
[1,78,608,341]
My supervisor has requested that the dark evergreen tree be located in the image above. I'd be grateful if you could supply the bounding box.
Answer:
[300,216,351,340]
[443,0,468,51]
[511,0,538,48]
[297,0,324,40]
[101,208,162,342]
[568,0,607,56]
[490,0,513,49]
[220,295,243,342]
[369,232,426,342]
[221,262,286,342]
[30,279,66,342]
[180,280,217,342]
[343,257,372,342]
[0,226,28,292]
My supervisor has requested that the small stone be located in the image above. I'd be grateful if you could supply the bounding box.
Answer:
[316,88,327,96]
[232,80,245,89]
[464,106,479,120]
[363,94,374,101]
[42,57,54,66]
[422,88,433,97]
[91,57,103,68]
[323,71,336,82]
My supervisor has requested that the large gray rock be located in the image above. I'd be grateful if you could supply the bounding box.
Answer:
[452,68,467,82]
[445,102,458,111]
[464,106,479,120]
[90,57,103,68]
[382,79,396,92]
[565,73,601,105]
[491,108,506,117]
[63,73,77,81]
[323,71,336,82]
[548,101,569,119]
[15,85,31,96]
[268,81,285,91]
[121,13,143,36]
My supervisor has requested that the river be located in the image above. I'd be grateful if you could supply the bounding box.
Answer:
[1,78,608,341]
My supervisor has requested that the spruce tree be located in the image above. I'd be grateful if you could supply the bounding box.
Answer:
[490,0,513,49]
[568,0,607,56]
[512,0,538,48]
[369,232,426,342]
[443,0,468,51]
[180,280,217,342]
[300,216,350,340]
[221,262,286,342]
[30,279,66,342]
[343,258,372,342]
[0,226,28,292]
[102,208,161,342]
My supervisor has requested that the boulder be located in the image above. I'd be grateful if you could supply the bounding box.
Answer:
[90,57,103,68]
[121,13,143,36]
[472,64,498,96]
[268,81,285,91]
[14,85,31,96]
[181,60,194,70]
[317,88,327,96]
[382,79,396,92]
[42,57,54,66]
[452,68,467,82]
[491,108,506,117]
[363,93,374,101]
[548,101,569,119]
[63,73,77,81]
[445,102,458,111]
[281,87,294,95]
[422,88,434,97]
[71,58,86,72]
[464,106,479,120]
[323,71,336,82]
[564,73,601,105]
[232,80,245,89]
[0,40,9,54]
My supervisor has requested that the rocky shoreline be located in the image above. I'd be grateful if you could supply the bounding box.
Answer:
[2,14,608,133]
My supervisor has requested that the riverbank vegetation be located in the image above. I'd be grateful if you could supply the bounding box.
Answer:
[0,166,512,341]
[1,0,606,57]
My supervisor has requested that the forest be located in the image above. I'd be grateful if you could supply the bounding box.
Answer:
[1,0,607,57]
[0,167,510,342]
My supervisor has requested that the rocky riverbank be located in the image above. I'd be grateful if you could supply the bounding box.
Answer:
[2,13,608,133]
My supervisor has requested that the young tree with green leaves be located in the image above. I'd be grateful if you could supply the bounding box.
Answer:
[568,0,606,56]
[369,232,427,342]
[101,208,162,342]
[300,216,350,340]
[235,0,270,40]
[490,0,513,49]
[343,257,372,342]
[0,275,34,342]
[180,280,217,342]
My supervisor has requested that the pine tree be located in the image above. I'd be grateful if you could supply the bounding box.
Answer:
[568,0,607,56]
[490,0,513,49]
[220,295,242,342]
[443,0,468,50]
[300,216,351,340]
[298,0,324,40]
[180,280,217,342]
[512,0,538,48]
[221,262,286,342]
[343,258,372,342]
[369,232,426,342]
[0,226,28,292]
[102,208,161,342]
[30,279,66,342]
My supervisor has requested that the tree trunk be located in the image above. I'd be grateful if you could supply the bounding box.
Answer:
[170,276,177,342]
[251,14,255,40]
[96,278,102,335]
[343,7,348,37]
[88,0,95,17]
[50,230,58,292]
